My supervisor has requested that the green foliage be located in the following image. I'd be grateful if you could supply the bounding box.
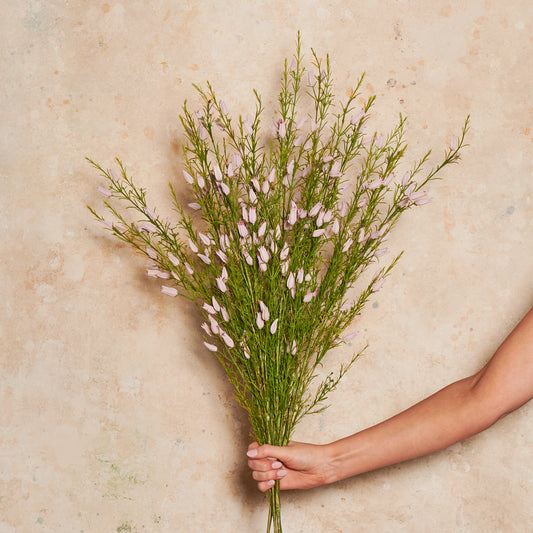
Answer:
[88,35,468,532]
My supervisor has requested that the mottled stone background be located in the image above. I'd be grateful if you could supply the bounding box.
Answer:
[1,1,532,532]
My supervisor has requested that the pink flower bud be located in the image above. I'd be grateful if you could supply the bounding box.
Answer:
[221,331,234,348]
[97,185,112,197]
[303,290,317,303]
[240,251,251,267]
[146,247,158,259]
[183,170,194,184]
[216,277,227,292]
[350,110,364,124]
[358,228,366,243]
[275,225,281,240]
[262,180,270,194]
[258,246,270,263]
[221,307,229,322]
[161,285,178,296]
[199,232,211,246]
[188,202,201,210]
[338,201,349,217]
[146,269,160,277]
[109,169,120,182]
[312,228,325,237]
[257,221,267,238]
[196,174,205,189]
[201,322,212,336]
[203,302,216,315]
[287,272,296,291]
[220,266,228,281]
[316,210,325,227]
[238,221,249,238]
[267,168,276,183]
[203,341,218,352]
[280,243,290,261]
[330,218,340,234]
[288,201,298,226]
[270,318,279,334]
[309,202,322,217]
[342,238,354,253]
[188,239,198,253]
[138,221,157,233]
[294,135,303,147]
[198,253,211,264]
[220,100,228,116]
[209,315,220,334]
[329,161,342,178]
[211,296,221,312]
[249,206,257,225]
[249,189,257,204]
[214,166,223,181]
[367,178,383,190]
[167,253,180,266]
[291,340,297,355]
[278,120,286,138]
[259,300,270,321]
[286,159,295,174]
[281,260,289,275]
[220,182,230,195]
[308,71,317,87]
[401,171,410,186]
[215,249,228,263]
[375,133,384,149]
[256,312,264,330]
[296,268,304,284]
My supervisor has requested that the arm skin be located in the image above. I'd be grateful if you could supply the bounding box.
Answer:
[247,306,533,492]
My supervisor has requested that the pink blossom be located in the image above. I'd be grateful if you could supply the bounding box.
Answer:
[280,243,289,261]
[183,170,194,184]
[138,221,157,233]
[262,180,270,194]
[267,168,276,183]
[209,315,220,334]
[109,169,120,182]
[243,345,251,359]
[303,290,317,303]
[97,185,112,197]
[221,331,234,348]
[160,285,178,297]
[188,239,198,253]
[167,253,179,266]
[357,196,368,209]
[216,276,227,292]
[281,261,289,275]
[214,166,223,181]
[298,208,307,219]
[258,246,270,263]
[203,302,216,315]
[259,300,270,321]
[375,247,389,258]
[201,322,212,336]
[251,178,260,192]
[313,228,325,237]
[401,171,410,186]
[220,182,230,195]
[196,174,205,189]
[211,296,221,312]
[188,202,201,210]
[275,225,282,240]
[146,247,158,259]
[375,133,385,149]
[184,262,194,275]
[157,271,170,279]
[216,249,228,263]
[342,238,354,253]
[278,120,286,138]
[450,136,458,150]
[367,178,383,190]
[249,206,257,225]
[308,71,317,86]
[270,318,279,334]
[258,221,267,238]
[358,228,366,243]
[258,261,267,272]
[383,173,395,186]
[198,123,208,141]
[203,341,218,352]
[198,253,211,264]
[287,272,296,291]
[198,232,211,246]
[146,269,160,277]
[305,273,311,282]
[243,250,253,266]
[220,100,228,116]
[221,307,229,322]
[238,221,249,238]
[330,218,340,234]
[249,189,258,204]
[220,266,228,281]
[288,201,298,226]
[256,312,264,330]
[233,152,243,168]
[296,268,304,284]
[309,202,322,217]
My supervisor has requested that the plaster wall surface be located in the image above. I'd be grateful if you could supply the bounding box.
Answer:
[1,1,532,532]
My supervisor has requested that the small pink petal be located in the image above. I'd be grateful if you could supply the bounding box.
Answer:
[203,341,218,352]
[97,186,112,197]
[198,253,211,264]
[188,202,201,210]
[270,318,278,334]
[183,170,194,184]
[161,285,178,297]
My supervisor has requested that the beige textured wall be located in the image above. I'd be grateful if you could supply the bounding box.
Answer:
[2,1,532,532]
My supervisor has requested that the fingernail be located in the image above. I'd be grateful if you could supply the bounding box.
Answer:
[271,461,282,469]
[277,469,287,478]
[246,449,258,458]
[267,480,275,487]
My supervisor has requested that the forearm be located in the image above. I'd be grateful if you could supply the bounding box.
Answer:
[326,307,533,484]
[326,374,492,483]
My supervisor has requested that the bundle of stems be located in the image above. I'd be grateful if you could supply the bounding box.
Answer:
[88,36,468,532]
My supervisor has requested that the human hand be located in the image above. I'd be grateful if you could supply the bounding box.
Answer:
[246,440,335,492]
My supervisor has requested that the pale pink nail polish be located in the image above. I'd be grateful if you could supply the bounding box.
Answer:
[278,469,287,477]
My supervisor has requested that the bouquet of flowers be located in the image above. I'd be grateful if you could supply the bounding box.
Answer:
[88,36,468,532]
